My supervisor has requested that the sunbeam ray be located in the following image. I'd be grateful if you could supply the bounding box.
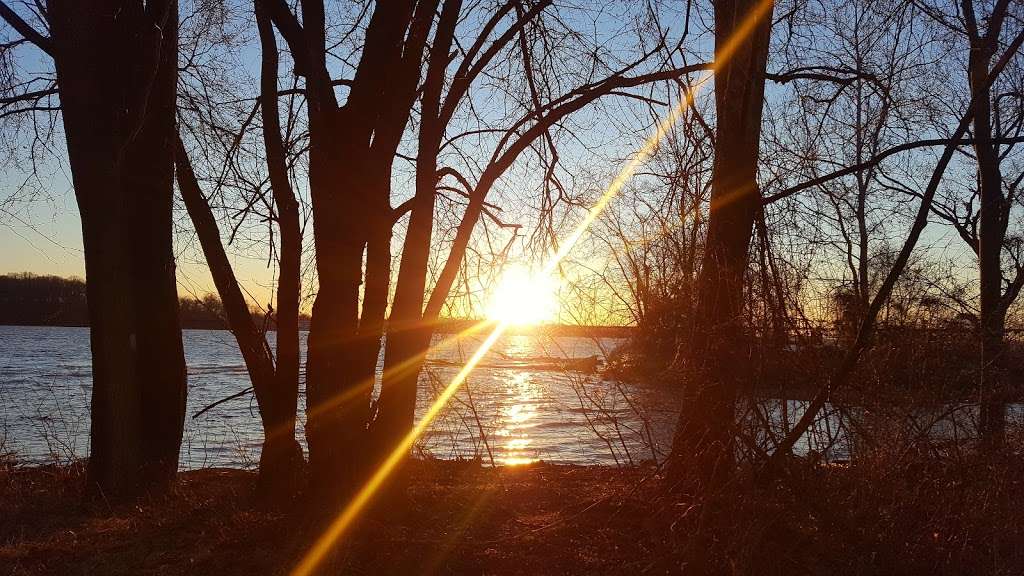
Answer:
[290,2,774,573]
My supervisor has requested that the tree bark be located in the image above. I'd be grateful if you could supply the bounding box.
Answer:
[668,0,774,489]
[48,0,186,497]
[294,0,423,496]
[968,27,1008,449]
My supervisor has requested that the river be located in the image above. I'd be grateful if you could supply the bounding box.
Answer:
[0,325,679,468]
[5,325,1013,469]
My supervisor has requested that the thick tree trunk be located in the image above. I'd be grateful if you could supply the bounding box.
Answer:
[297,0,370,493]
[969,39,1007,449]
[50,0,185,497]
[304,136,373,493]
[129,14,188,487]
[300,0,430,497]
[668,0,773,489]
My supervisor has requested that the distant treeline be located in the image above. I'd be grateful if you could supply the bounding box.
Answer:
[0,273,89,326]
[0,273,308,330]
[1,273,629,336]
[433,318,634,338]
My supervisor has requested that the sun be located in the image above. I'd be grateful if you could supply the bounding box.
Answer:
[486,265,558,326]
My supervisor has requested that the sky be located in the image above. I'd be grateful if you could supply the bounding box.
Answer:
[1,191,83,278]
[0,0,1003,326]
[0,0,691,323]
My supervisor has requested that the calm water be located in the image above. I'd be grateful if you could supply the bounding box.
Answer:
[4,326,1015,469]
[0,326,679,468]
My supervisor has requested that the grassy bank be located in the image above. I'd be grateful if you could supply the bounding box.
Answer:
[1,461,660,575]
[3,454,1022,575]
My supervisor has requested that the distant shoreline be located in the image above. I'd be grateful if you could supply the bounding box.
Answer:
[432,321,634,338]
[1,273,634,337]
[0,321,634,338]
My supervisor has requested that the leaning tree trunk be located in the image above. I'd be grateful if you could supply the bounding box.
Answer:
[668,0,774,489]
[176,130,302,500]
[172,0,309,499]
[49,0,186,497]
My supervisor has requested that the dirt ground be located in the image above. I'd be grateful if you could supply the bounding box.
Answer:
[0,461,667,575]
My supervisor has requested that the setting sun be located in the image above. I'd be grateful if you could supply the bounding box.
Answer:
[486,265,559,326]
[7,0,1013,573]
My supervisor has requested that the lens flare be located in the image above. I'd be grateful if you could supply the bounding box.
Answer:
[290,2,774,574]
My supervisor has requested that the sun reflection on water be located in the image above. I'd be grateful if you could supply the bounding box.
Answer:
[496,370,540,465]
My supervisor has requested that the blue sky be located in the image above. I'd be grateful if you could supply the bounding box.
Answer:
[0,0,701,316]
[0,0,1011,324]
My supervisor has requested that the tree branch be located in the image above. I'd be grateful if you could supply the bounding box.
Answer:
[0,1,52,56]
[764,137,1024,204]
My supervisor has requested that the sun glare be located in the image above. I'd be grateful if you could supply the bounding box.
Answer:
[288,1,777,573]
[486,265,558,326]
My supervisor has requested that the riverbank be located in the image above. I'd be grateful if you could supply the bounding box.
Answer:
[3,454,1023,575]
[1,461,662,575]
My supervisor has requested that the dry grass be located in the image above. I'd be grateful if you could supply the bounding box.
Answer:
[2,436,1021,575]
[662,452,1024,575]
[0,460,660,576]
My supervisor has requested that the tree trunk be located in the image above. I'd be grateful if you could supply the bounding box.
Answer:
[295,0,369,492]
[50,0,185,497]
[668,0,773,489]
[255,0,305,499]
[300,0,428,497]
[304,130,375,494]
[969,37,1007,449]
[176,130,302,500]
[373,144,441,466]
[371,0,457,470]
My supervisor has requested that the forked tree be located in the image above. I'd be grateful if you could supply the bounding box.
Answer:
[254,0,712,500]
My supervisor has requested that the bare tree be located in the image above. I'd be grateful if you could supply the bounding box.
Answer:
[249,0,713,500]
[919,0,1024,447]
[668,0,775,490]
[174,0,306,502]
[763,22,1024,471]
[0,0,187,497]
